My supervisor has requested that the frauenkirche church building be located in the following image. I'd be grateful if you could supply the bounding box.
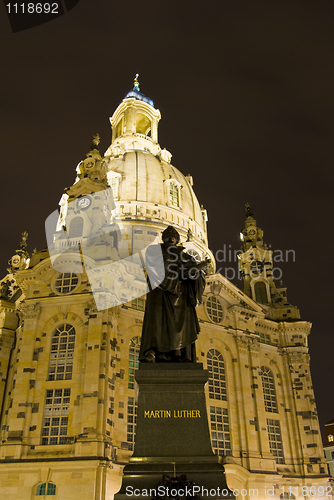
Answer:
[0,79,330,499]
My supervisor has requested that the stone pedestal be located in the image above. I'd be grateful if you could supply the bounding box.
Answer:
[115,363,234,499]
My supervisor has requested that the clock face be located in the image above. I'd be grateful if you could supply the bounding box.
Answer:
[12,255,20,266]
[77,196,92,210]
[248,228,256,236]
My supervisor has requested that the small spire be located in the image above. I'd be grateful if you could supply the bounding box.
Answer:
[91,133,100,151]
[19,231,28,251]
[245,202,254,218]
[133,73,140,91]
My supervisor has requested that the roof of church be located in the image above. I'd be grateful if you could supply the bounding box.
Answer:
[124,88,154,107]
[107,150,207,237]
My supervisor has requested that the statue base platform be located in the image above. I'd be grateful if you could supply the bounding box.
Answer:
[115,363,234,500]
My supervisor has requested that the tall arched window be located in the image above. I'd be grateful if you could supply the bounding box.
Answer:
[48,324,75,381]
[254,281,268,304]
[136,112,151,135]
[169,184,179,206]
[68,216,83,238]
[36,483,56,496]
[206,296,224,324]
[207,349,227,401]
[260,366,278,413]
[128,336,140,390]
[127,336,140,451]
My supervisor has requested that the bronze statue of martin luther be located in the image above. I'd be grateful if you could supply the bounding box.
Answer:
[139,226,209,363]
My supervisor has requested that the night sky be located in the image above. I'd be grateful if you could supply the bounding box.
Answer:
[1,1,333,435]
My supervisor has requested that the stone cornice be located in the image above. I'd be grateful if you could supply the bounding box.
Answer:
[205,274,264,313]
[278,321,311,336]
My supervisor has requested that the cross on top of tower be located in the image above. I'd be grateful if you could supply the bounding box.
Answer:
[124,74,154,107]
[133,73,140,91]
[245,202,254,218]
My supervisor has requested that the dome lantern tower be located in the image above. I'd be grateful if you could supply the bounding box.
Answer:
[106,75,162,158]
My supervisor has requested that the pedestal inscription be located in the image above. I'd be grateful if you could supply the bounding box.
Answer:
[115,363,234,500]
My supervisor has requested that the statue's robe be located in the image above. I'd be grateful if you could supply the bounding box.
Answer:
[139,243,205,362]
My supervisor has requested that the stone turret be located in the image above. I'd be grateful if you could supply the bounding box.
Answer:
[238,203,300,321]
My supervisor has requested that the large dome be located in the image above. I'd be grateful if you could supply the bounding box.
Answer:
[104,84,213,265]
[107,151,207,241]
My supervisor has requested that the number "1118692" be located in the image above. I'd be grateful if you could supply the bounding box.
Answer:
[6,3,59,14]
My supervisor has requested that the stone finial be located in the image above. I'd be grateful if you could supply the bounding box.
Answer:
[91,133,100,151]
[0,280,10,299]
[7,231,30,273]
[20,231,28,251]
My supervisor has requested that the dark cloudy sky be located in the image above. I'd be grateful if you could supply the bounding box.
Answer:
[1,1,334,434]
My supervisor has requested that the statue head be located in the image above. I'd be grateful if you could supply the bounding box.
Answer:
[162,226,180,245]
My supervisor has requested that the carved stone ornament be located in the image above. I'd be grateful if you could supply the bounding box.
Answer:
[234,335,248,354]
[84,300,98,316]
[18,303,41,320]
[287,351,310,365]
[110,144,125,157]
[0,332,15,349]
[0,280,11,299]
[248,338,260,356]
[159,148,172,163]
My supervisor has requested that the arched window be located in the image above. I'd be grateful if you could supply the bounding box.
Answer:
[169,184,179,207]
[68,216,83,238]
[36,482,56,495]
[48,324,75,381]
[115,116,124,138]
[111,177,118,197]
[254,281,268,304]
[260,366,278,413]
[136,112,151,135]
[184,248,201,263]
[127,336,140,451]
[206,296,224,324]
[207,349,227,401]
[128,336,140,390]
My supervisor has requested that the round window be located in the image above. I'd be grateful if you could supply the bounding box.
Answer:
[185,248,201,262]
[54,273,79,294]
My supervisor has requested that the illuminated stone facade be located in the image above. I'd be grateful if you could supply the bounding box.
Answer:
[0,83,331,499]
[323,419,334,478]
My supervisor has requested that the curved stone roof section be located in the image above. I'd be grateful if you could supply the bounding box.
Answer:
[107,150,206,236]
